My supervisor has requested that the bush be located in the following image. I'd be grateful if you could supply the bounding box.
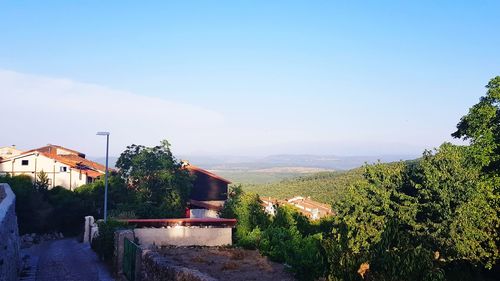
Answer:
[91,219,129,262]
[260,206,326,280]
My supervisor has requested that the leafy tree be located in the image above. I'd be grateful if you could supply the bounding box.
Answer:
[260,205,326,280]
[410,144,498,268]
[452,76,500,172]
[219,186,270,248]
[1,174,54,234]
[115,140,193,218]
[75,173,134,219]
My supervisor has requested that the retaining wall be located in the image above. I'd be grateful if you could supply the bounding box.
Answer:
[141,249,217,281]
[0,183,20,281]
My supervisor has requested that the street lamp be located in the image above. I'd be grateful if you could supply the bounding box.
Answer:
[97,131,110,222]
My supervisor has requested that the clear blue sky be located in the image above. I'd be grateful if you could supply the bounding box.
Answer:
[1,1,499,157]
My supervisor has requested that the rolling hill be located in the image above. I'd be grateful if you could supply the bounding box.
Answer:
[241,168,365,205]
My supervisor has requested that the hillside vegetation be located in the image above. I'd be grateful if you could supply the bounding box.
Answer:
[241,168,365,204]
[223,77,500,280]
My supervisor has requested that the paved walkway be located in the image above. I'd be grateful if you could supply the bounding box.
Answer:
[21,238,115,281]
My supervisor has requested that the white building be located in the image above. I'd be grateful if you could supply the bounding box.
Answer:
[0,146,22,160]
[0,144,106,190]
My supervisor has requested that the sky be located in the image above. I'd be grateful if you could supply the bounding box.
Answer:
[1,1,499,157]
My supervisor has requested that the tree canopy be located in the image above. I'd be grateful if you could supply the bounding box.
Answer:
[115,140,193,218]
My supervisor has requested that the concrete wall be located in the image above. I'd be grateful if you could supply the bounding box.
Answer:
[189,209,219,219]
[134,227,232,247]
[112,226,232,280]
[0,183,20,281]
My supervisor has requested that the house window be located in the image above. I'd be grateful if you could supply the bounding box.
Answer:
[21,160,29,166]
[60,166,67,172]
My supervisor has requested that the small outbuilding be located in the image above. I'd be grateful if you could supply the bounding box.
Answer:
[182,162,231,218]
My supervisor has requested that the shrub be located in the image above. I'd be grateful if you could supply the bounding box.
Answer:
[91,220,129,262]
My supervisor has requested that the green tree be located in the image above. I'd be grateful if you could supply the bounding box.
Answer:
[34,170,50,192]
[410,144,498,268]
[452,76,500,172]
[219,186,270,248]
[75,173,135,219]
[115,140,193,218]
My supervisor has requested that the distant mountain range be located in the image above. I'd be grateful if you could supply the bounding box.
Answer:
[91,154,418,171]
[89,154,419,184]
[177,154,419,171]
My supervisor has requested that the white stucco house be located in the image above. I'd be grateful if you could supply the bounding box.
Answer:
[0,144,107,190]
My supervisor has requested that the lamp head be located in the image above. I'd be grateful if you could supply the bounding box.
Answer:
[96,132,110,136]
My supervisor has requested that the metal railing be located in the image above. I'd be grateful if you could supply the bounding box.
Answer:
[123,238,139,281]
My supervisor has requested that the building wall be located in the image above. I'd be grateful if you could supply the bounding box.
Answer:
[189,209,219,219]
[0,154,89,190]
[0,183,21,281]
[190,171,228,201]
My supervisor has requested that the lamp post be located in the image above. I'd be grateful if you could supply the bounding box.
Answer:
[97,131,110,222]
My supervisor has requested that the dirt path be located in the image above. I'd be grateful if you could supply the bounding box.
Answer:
[21,238,114,281]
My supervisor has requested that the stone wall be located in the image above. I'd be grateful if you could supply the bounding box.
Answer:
[141,250,217,281]
[0,183,20,281]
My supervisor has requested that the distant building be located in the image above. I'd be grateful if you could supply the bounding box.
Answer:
[183,161,231,218]
[286,196,333,220]
[261,197,286,216]
[262,196,333,220]
[0,146,22,161]
[0,144,107,190]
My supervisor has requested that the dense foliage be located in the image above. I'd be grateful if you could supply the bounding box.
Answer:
[220,186,328,280]
[0,174,85,235]
[243,169,365,204]
[3,140,192,235]
[91,219,130,261]
[226,77,500,281]
[115,140,192,218]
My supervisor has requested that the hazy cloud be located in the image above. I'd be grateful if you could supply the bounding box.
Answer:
[0,70,232,155]
[0,70,318,156]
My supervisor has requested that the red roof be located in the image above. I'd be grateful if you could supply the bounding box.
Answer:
[0,145,107,178]
[185,165,232,184]
[117,218,237,228]
[23,144,85,158]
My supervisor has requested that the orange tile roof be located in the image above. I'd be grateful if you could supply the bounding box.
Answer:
[62,154,108,172]
[2,145,107,178]
[24,144,85,158]
[82,169,103,178]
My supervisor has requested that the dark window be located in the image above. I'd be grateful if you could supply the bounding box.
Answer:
[60,166,67,172]
[21,160,29,166]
